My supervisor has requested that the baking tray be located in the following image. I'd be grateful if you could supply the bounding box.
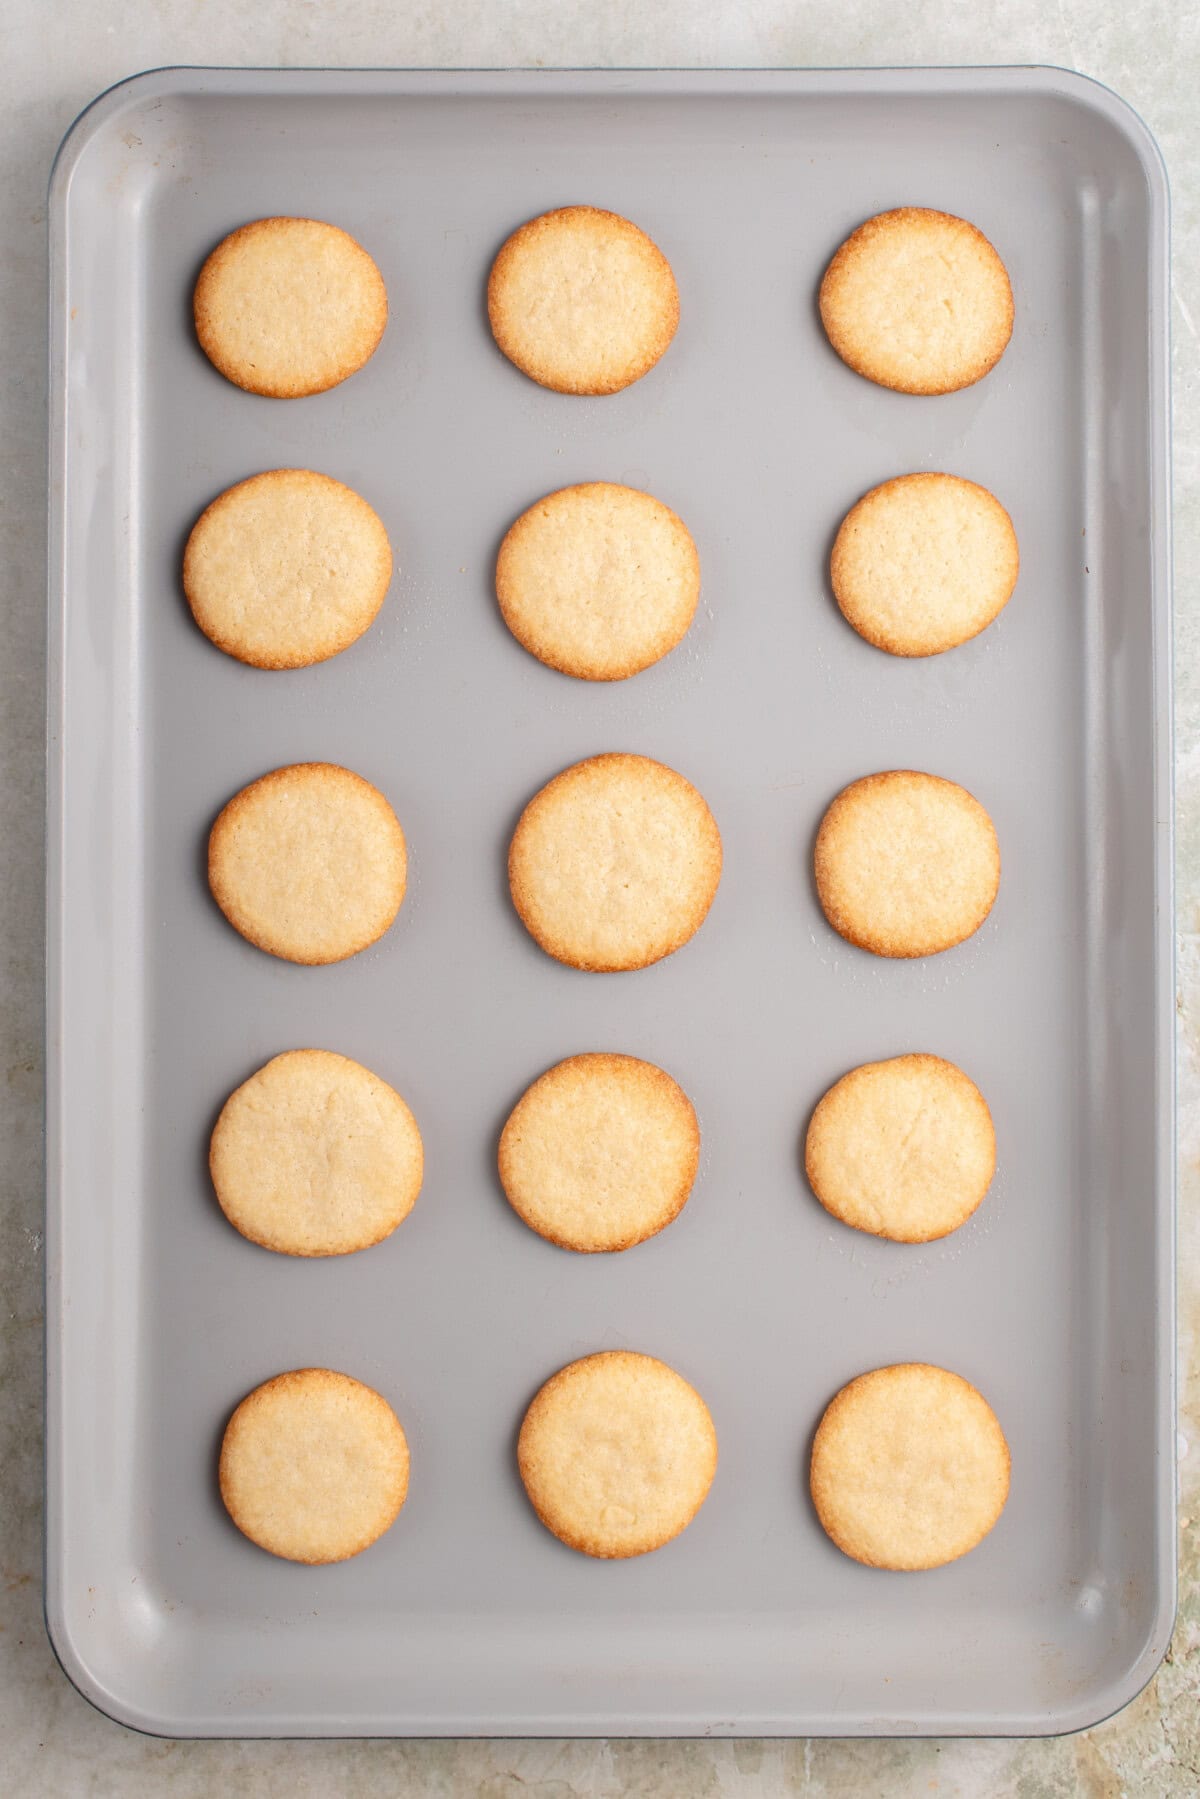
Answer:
[46,67,1173,1738]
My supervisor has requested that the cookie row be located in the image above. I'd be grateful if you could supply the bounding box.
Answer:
[212,1046,995,1259]
[194,203,1012,402]
[207,756,998,969]
[220,1356,1010,1572]
[183,466,1018,674]
[815,190,1017,1591]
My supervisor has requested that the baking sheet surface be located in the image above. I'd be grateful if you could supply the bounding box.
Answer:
[46,67,1173,1736]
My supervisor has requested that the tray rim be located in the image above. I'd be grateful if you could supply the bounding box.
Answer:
[44,62,1175,1741]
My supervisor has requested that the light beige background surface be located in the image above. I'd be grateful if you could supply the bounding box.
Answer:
[2,2,1197,1793]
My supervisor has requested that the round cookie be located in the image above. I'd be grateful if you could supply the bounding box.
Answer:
[509,752,722,972]
[211,1049,424,1256]
[814,770,999,959]
[518,1350,717,1558]
[819,208,1013,395]
[805,1053,995,1243]
[194,217,387,398]
[810,1363,1010,1570]
[496,483,700,681]
[499,1053,699,1252]
[487,205,679,395]
[184,469,393,670]
[831,473,1018,657]
[209,762,407,965]
[219,1368,410,1564]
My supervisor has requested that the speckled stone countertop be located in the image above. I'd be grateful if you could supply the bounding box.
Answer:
[3,3,1196,1793]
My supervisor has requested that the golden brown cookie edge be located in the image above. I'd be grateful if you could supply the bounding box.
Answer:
[516,1349,719,1558]
[818,207,1014,396]
[809,1362,1011,1570]
[498,1052,700,1252]
[495,482,701,681]
[193,216,388,399]
[207,761,408,966]
[218,1367,411,1564]
[804,1052,997,1243]
[183,468,394,670]
[813,770,1000,959]
[486,205,680,396]
[507,752,723,972]
[829,472,1019,658]
[210,1048,424,1256]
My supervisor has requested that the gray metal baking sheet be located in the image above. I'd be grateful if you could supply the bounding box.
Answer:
[45,67,1174,1737]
